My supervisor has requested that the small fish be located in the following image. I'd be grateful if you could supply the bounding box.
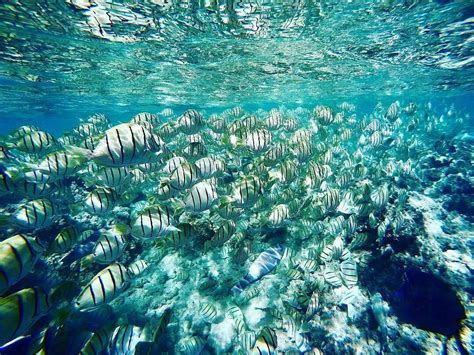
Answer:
[127,259,149,277]
[13,198,56,229]
[84,187,119,215]
[183,180,218,212]
[177,109,204,134]
[51,226,79,253]
[131,205,177,239]
[251,327,277,355]
[110,325,148,355]
[176,335,206,355]
[74,263,129,310]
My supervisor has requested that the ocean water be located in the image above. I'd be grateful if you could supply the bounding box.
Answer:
[0,1,473,354]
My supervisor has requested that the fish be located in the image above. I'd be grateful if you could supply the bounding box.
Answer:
[74,263,129,310]
[131,205,177,239]
[0,234,44,295]
[71,123,164,167]
[232,244,285,294]
[251,327,277,355]
[12,198,56,229]
[110,324,148,355]
[0,287,50,347]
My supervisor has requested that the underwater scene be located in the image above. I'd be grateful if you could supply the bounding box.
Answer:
[0,1,473,354]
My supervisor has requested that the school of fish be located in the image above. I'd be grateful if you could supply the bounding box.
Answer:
[0,101,470,354]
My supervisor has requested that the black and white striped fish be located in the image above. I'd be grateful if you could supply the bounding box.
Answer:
[245,128,272,152]
[95,166,133,188]
[0,234,44,295]
[79,326,114,355]
[0,287,50,347]
[231,175,264,208]
[77,123,163,167]
[51,226,79,253]
[127,259,149,277]
[30,151,84,181]
[268,204,289,227]
[168,162,202,190]
[232,244,285,294]
[251,327,278,355]
[110,324,147,355]
[15,180,54,199]
[131,205,177,239]
[13,130,57,155]
[314,105,334,125]
[85,188,119,215]
[88,227,128,264]
[340,258,358,288]
[183,181,218,212]
[176,336,206,355]
[13,198,56,229]
[177,109,204,134]
[195,157,225,178]
[74,263,129,310]
[199,302,218,323]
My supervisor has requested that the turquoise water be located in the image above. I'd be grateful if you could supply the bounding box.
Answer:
[0,1,473,354]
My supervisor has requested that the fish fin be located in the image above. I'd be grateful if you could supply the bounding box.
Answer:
[79,255,94,271]
[65,145,93,160]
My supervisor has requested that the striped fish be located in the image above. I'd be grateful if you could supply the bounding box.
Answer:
[161,108,174,117]
[131,205,176,239]
[209,220,236,248]
[177,109,204,134]
[245,128,272,152]
[199,302,218,323]
[386,100,400,121]
[266,109,283,130]
[232,244,285,294]
[183,181,218,212]
[89,228,127,264]
[127,259,149,277]
[284,117,297,131]
[324,265,343,287]
[268,204,289,227]
[209,116,227,133]
[74,122,101,138]
[321,188,340,211]
[183,142,207,160]
[95,166,133,188]
[74,263,129,310]
[131,112,160,126]
[155,181,179,200]
[0,146,12,163]
[161,156,186,174]
[264,142,287,165]
[176,336,206,355]
[84,123,163,167]
[15,180,54,199]
[195,157,225,179]
[285,268,303,280]
[29,151,84,181]
[14,130,56,155]
[293,139,313,162]
[168,162,202,190]
[340,258,358,288]
[79,326,114,355]
[13,198,56,229]
[110,325,147,355]
[0,234,44,295]
[51,226,79,253]
[314,105,334,125]
[231,175,264,208]
[299,258,318,273]
[85,188,119,215]
[251,327,278,355]
[239,331,257,353]
[0,287,50,347]
[371,184,389,209]
[306,292,319,318]
[273,160,297,185]
[165,223,194,248]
